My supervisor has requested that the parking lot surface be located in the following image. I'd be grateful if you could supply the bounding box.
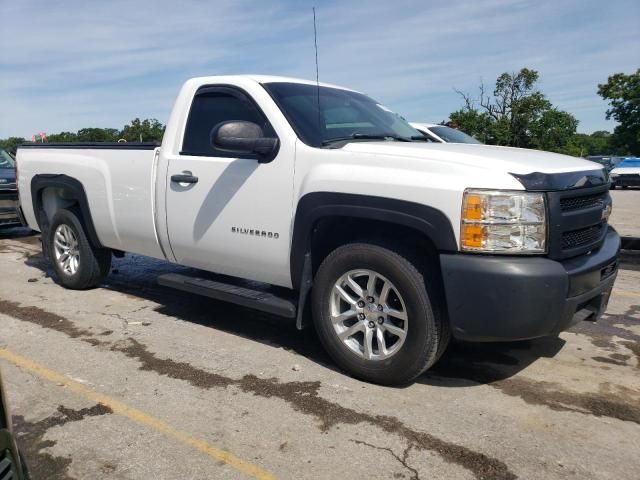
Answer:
[1,192,639,480]
[610,188,640,237]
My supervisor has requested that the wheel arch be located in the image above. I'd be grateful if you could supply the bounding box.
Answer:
[30,174,103,248]
[290,192,458,289]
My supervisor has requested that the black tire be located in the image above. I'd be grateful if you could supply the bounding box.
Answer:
[312,243,442,385]
[47,208,111,289]
[434,307,451,362]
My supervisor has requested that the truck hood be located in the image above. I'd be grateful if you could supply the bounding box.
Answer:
[342,142,602,175]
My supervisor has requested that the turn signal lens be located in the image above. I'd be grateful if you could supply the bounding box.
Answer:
[461,224,484,248]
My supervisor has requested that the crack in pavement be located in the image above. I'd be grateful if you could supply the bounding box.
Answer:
[6,289,640,477]
[4,287,640,478]
[1,298,516,480]
[109,337,516,479]
[351,439,420,480]
[14,404,113,480]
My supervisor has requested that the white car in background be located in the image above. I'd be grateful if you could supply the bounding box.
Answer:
[410,122,482,144]
[609,158,640,189]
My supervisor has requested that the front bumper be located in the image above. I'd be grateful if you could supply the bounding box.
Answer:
[612,175,640,187]
[440,227,620,341]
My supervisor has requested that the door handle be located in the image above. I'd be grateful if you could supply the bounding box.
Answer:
[171,173,199,184]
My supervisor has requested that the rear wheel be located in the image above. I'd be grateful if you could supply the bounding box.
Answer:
[312,243,443,385]
[47,208,111,289]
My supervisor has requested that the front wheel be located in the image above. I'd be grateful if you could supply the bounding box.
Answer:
[47,208,111,289]
[312,243,444,385]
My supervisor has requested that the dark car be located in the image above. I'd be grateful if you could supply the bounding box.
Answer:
[1,370,29,479]
[0,148,23,227]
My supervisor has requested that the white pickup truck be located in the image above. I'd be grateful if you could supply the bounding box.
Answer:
[17,75,620,384]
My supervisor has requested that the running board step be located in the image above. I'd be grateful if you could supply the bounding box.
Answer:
[157,273,297,318]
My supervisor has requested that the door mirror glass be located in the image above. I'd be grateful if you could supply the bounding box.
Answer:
[211,121,279,162]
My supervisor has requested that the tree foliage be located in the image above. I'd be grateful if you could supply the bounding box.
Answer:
[120,118,165,143]
[0,137,27,153]
[1,118,165,149]
[561,131,613,157]
[449,68,579,154]
[598,69,640,155]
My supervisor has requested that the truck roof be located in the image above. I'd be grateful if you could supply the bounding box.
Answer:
[186,74,358,92]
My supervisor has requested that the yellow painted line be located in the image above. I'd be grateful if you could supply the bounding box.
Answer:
[612,289,640,299]
[0,347,276,480]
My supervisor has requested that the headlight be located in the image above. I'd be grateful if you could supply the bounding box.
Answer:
[461,189,547,253]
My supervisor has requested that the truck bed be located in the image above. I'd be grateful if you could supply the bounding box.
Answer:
[17,143,165,259]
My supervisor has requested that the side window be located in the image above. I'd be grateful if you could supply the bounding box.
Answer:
[181,89,275,157]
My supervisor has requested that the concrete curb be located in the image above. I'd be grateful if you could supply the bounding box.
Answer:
[621,236,640,251]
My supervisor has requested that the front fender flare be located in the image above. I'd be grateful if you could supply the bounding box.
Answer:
[290,192,457,288]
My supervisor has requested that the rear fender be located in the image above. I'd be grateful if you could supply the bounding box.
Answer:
[31,174,103,248]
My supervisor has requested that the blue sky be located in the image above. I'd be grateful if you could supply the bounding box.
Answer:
[1,0,638,138]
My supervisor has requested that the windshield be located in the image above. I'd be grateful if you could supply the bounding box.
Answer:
[262,82,424,147]
[0,149,15,169]
[429,126,481,144]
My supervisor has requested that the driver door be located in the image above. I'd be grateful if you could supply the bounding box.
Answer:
[164,85,295,287]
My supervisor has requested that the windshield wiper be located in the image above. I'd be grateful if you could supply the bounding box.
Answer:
[322,133,412,146]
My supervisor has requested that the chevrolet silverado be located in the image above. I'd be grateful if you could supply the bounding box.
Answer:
[17,75,620,384]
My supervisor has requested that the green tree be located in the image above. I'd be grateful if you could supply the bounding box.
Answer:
[0,137,27,153]
[598,69,640,155]
[450,68,578,152]
[47,131,79,142]
[447,109,493,143]
[565,131,613,157]
[529,109,579,153]
[76,128,120,142]
[120,118,165,143]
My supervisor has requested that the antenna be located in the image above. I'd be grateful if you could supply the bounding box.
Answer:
[313,7,321,131]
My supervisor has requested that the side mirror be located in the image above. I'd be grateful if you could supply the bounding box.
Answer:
[211,121,279,162]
